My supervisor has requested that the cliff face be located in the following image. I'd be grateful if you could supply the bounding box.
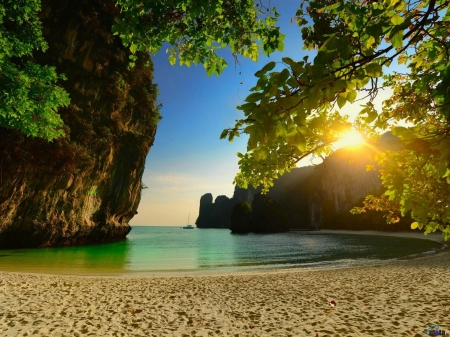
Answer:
[197,136,408,231]
[196,194,238,228]
[0,0,159,248]
[306,137,411,231]
[300,147,382,229]
[230,194,289,233]
[195,169,311,229]
[196,185,263,228]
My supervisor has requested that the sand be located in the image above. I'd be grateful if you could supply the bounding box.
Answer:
[0,231,449,337]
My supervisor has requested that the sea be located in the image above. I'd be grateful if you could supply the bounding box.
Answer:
[0,226,446,276]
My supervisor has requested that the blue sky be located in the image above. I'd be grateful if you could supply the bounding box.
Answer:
[130,1,372,226]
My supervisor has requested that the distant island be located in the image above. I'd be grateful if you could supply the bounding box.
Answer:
[196,133,413,233]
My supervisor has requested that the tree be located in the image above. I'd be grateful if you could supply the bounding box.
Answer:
[221,0,450,240]
[0,0,70,140]
[0,0,285,139]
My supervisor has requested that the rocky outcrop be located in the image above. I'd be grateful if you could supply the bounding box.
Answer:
[0,0,159,248]
[229,202,252,233]
[303,146,381,229]
[196,168,314,229]
[278,135,410,231]
[230,194,289,233]
[196,194,236,228]
[198,133,410,232]
[196,184,262,228]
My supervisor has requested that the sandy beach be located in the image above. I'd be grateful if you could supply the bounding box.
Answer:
[0,231,449,337]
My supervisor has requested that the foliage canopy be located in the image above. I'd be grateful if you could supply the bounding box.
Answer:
[0,0,284,139]
[0,0,70,140]
[220,0,450,240]
[2,0,450,239]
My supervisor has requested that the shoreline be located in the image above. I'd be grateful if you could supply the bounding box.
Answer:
[0,230,447,279]
[312,229,447,243]
[0,230,449,336]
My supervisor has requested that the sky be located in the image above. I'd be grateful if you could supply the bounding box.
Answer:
[130,1,380,227]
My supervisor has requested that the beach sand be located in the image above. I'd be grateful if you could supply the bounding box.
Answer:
[0,231,449,337]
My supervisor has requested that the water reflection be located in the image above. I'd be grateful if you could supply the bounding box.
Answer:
[0,239,131,275]
[0,227,445,275]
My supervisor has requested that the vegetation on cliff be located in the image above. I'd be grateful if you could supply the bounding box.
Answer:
[1,0,284,140]
[220,0,450,240]
[0,0,69,140]
[0,0,284,247]
[2,0,449,243]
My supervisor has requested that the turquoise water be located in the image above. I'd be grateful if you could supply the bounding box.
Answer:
[0,227,445,276]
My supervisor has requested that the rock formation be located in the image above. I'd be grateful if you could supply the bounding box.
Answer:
[229,202,252,233]
[0,0,160,248]
[284,135,408,231]
[197,134,411,232]
[195,185,261,228]
[290,145,382,230]
[195,168,311,229]
[230,194,289,233]
[196,194,237,228]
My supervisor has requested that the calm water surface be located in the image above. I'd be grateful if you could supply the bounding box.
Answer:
[0,227,445,276]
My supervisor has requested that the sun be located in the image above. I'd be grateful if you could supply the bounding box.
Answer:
[333,130,365,149]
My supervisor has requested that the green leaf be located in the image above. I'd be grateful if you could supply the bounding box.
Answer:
[168,54,176,65]
[337,95,346,109]
[390,30,403,49]
[346,90,357,103]
[237,102,256,111]
[293,133,306,151]
[309,86,322,103]
[365,36,375,49]
[391,126,408,136]
[220,129,228,139]
[245,93,263,103]
[261,61,276,73]
[365,63,383,77]
[278,69,290,86]
[282,57,295,66]
[411,222,419,229]
[318,2,340,11]
[366,109,377,123]
[275,123,287,137]
[428,221,439,229]
[391,14,404,25]
[291,62,304,76]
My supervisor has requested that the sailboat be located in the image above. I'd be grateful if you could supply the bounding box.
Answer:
[183,213,194,229]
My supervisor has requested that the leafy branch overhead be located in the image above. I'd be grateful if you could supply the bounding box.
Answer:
[113,0,285,74]
[0,0,285,139]
[221,0,450,240]
[0,1,70,140]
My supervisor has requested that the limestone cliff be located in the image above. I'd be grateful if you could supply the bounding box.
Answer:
[196,194,238,228]
[196,134,409,231]
[0,0,159,248]
[230,194,289,233]
[299,146,382,229]
[196,187,252,228]
[195,169,311,229]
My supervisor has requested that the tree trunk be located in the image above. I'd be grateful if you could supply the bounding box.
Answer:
[0,0,159,248]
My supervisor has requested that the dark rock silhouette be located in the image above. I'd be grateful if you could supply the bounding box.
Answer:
[196,194,236,228]
[230,194,289,233]
[196,167,314,229]
[229,202,252,233]
[197,133,412,232]
[196,186,260,228]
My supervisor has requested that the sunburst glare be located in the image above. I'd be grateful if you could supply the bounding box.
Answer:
[333,130,365,149]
